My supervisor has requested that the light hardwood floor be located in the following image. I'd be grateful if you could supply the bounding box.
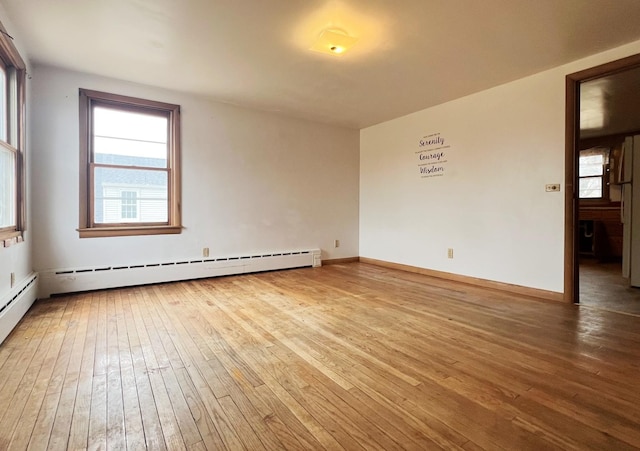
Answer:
[1,262,640,450]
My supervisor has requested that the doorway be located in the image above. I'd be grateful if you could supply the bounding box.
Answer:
[566,54,640,312]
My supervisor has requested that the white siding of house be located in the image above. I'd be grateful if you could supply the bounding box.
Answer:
[102,185,167,223]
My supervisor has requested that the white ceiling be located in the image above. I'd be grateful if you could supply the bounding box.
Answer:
[3,0,640,129]
[580,65,640,139]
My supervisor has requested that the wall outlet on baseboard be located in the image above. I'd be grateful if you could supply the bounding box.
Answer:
[202,247,209,258]
[10,272,15,288]
[334,239,340,248]
[447,248,454,259]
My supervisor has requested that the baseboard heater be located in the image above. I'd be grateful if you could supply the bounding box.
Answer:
[39,249,322,298]
[0,273,38,345]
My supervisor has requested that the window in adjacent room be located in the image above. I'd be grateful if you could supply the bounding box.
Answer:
[578,147,609,199]
[0,21,27,244]
[79,89,181,238]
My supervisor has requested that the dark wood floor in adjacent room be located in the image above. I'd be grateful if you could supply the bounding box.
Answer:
[580,258,640,315]
[1,262,639,450]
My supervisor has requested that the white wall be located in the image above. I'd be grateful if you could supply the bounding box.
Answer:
[0,7,33,300]
[360,40,640,293]
[31,65,359,272]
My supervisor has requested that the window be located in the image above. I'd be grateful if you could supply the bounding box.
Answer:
[0,22,26,244]
[579,147,609,199]
[79,89,181,238]
[120,191,138,220]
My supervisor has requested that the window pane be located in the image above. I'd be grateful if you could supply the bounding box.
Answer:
[93,106,167,167]
[94,167,168,224]
[0,147,15,227]
[0,66,6,142]
[94,136,167,168]
[579,154,604,177]
[579,176,602,198]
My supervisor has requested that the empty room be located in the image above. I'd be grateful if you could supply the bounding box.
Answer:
[1,1,640,449]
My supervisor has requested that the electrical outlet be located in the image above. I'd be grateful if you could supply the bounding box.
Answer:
[447,248,454,259]
[10,272,15,288]
[334,239,340,248]
[545,183,561,192]
[203,247,209,258]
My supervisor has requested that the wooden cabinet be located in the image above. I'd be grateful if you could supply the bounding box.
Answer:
[579,207,623,260]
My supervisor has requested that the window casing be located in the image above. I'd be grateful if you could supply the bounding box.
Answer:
[0,22,26,243]
[79,89,181,238]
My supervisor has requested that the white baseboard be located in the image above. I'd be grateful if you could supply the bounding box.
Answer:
[39,249,321,298]
[0,272,39,345]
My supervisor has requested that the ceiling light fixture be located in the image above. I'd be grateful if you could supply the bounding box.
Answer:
[310,28,358,56]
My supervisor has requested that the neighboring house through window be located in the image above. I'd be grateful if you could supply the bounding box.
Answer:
[0,20,26,244]
[79,89,181,237]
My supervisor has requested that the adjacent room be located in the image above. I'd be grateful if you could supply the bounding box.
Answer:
[1,1,640,449]
[577,65,640,315]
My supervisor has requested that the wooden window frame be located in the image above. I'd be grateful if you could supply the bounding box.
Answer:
[78,89,182,238]
[0,20,26,244]
[577,147,610,202]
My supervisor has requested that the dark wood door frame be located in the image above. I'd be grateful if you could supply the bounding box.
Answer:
[565,53,640,303]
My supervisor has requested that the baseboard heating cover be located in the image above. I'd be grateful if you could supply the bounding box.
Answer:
[39,249,322,298]
[0,272,38,345]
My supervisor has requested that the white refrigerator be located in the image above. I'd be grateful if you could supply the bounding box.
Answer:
[622,134,640,286]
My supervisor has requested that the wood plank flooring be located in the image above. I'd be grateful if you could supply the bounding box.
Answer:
[1,262,640,450]
[580,258,640,315]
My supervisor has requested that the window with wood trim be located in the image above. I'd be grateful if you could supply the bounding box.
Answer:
[578,147,609,199]
[79,89,181,238]
[0,21,26,245]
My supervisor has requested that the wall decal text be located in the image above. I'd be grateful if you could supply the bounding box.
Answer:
[415,132,450,178]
